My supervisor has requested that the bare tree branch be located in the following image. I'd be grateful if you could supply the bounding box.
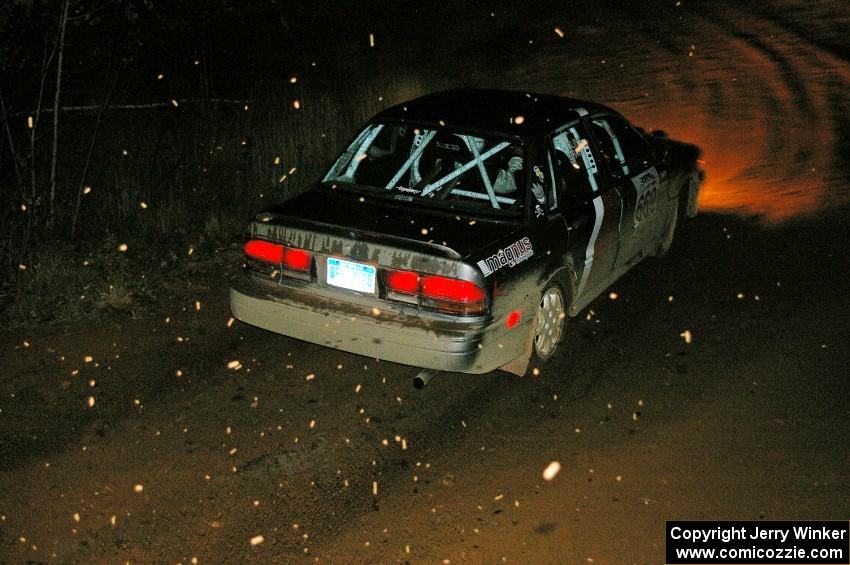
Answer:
[66,0,119,22]
[12,99,253,116]
[0,85,23,188]
[29,40,57,215]
[71,65,118,238]
[48,0,70,227]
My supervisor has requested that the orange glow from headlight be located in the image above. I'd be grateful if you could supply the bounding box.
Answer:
[638,113,828,223]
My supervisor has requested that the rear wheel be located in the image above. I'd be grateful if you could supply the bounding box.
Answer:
[531,283,567,363]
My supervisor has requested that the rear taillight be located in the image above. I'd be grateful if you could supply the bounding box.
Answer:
[244,239,312,279]
[383,269,420,305]
[244,239,284,264]
[384,270,420,294]
[282,248,311,272]
[421,275,487,315]
[383,269,487,315]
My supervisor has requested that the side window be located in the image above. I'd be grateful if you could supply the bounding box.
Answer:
[590,116,652,177]
[549,123,602,205]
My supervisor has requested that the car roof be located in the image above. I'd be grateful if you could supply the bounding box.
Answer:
[372,89,613,138]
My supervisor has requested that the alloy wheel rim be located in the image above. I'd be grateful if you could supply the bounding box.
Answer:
[534,287,565,359]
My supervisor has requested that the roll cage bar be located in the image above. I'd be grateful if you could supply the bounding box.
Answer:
[325,123,519,210]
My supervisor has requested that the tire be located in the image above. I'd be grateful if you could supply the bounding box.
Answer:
[529,282,568,366]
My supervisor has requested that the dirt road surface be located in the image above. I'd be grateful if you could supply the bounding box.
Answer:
[2,1,849,563]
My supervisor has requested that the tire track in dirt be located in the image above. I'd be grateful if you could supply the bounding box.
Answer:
[0,310,239,471]
[524,2,850,222]
[692,4,849,219]
[632,3,850,221]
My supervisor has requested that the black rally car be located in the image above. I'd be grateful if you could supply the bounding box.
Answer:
[230,89,703,376]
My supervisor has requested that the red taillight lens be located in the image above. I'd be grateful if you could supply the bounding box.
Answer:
[421,276,485,302]
[244,239,283,263]
[245,240,311,274]
[282,248,311,271]
[382,269,487,315]
[421,275,487,314]
[384,270,420,294]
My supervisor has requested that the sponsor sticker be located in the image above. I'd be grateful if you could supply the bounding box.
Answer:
[632,166,660,226]
[533,165,545,183]
[476,237,534,277]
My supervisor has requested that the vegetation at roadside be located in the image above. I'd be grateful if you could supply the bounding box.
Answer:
[0,0,463,326]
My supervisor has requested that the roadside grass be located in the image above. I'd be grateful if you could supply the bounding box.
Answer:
[10,242,134,324]
[5,235,248,326]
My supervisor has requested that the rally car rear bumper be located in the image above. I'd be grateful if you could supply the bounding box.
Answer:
[230,276,533,374]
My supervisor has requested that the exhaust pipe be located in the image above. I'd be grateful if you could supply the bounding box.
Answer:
[413,368,439,389]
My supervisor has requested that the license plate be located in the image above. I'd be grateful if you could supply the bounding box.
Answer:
[326,258,376,294]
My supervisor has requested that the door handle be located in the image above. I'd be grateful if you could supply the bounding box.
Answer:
[566,214,588,231]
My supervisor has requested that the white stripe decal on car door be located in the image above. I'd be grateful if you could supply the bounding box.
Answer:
[577,195,604,297]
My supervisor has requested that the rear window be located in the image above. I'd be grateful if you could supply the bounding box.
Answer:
[323,122,526,215]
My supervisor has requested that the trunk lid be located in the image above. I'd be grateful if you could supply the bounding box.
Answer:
[251,187,525,277]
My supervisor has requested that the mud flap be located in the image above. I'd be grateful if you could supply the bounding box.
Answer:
[499,315,537,376]
[654,195,679,257]
[686,170,703,218]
